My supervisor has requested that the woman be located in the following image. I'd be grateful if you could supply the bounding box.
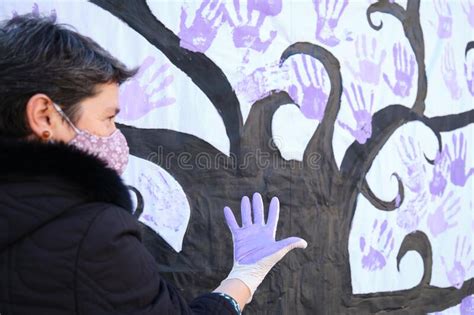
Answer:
[0,13,307,315]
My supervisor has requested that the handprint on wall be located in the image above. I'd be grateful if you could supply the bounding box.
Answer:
[429,147,450,198]
[359,219,395,271]
[440,236,472,289]
[228,0,282,55]
[462,0,474,28]
[397,135,427,194]
[383,42,416,98]
[427,190,461,237]
[179,0,229,53]
[461,295,474,314]
[465,55,474,96]
[12,2,56,21]
[346,35,386,85]
[287,55,329,121]
[338,83,374,144]
[442,44,463,100]
[445,132,474,187]
[122,155,190,252]
[433,0,452,39]
[313,0,349,47]
[119,56,175,121]
[396,192,428,233]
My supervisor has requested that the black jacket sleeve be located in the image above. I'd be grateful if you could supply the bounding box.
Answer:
[75,204,240,315]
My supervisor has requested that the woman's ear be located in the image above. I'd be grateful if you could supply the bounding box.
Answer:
[25,94,54,141]
[25,94,74,142]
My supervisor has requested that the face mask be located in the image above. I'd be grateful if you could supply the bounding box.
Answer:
[53,103,129,175]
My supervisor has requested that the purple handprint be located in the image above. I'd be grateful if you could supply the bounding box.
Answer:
[179,0,229,53]
[440,236,472,289]
[345,35,386,85]
[247,0,282,15]
[446,132,474,187]
[427,190,461,237]
[465,56,474,96]
[434,0,453,39]
[288,55,329,121]
[429,146,450,198]
[338,83,374,144]
[461,295,474,315]
[13,3,56,21]
[462,0,474,28]
[397,135,427,194]
[313,0,349,47]
[119,56,176,121]
[235,66,268,103]
[359,219,395,271]
[138,172,186,231]
[383,43,416,98]
[396,192,428,233]
[235,61,289,103]
[228,0,282,54]
[442,44,463,100]
[366,0,395,3]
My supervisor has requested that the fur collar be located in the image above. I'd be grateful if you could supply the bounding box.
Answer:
[0,137,132,212]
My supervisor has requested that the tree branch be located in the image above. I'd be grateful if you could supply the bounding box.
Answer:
[90,0,243,156]
[359,173,404,213]
[367,0,427,113]
[280,42,342,174]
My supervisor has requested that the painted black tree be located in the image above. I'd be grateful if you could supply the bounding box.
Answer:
[90,0,474,313]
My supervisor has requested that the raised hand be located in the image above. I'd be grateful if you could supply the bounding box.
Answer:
[440,235,471,289]
[359,219,395,271]
[442,44,463,100]
[288,55,329,121]
[427,190,461,237]
[338,83,374,144]
[383,42,416,98]
[179,0,229,53]
[223,192,307,297]
[119,56,175,121]
[445,132,474,187]
[434,0,453,39]
[346,35,386,85]
[313,0,349,47]
[429,146,450,198]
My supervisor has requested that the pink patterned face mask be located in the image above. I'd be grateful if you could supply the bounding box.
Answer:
[53,103,129,175]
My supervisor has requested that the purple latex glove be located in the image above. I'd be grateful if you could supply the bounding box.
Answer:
[223,192,307,300]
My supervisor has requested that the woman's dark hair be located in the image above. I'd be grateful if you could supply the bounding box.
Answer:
[0,13,137,138]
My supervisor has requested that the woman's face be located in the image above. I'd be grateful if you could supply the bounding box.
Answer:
[71,82,121,138]
[26,82,120,142]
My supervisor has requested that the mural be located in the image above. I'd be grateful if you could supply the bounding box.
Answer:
[2,0,473,314]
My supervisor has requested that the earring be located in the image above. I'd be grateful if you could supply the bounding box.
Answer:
[42,130,51,140]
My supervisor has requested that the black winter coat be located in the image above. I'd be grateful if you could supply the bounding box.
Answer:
[0,137,240,315]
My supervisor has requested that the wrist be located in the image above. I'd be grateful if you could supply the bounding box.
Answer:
[214,278,251,310]
[225,262,263,301]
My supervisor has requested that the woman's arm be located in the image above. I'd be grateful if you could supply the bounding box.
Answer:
[76,205,241,314]
[76,192,306,314]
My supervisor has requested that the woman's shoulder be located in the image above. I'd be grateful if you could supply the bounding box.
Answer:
[0,136,134,211]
